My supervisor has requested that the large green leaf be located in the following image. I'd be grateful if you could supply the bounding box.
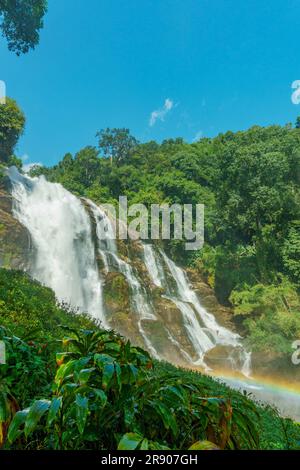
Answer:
[149,441,171,450]
[140,438,149,450]
[102,364,115,390]
[124,402,135,427]
[128,364,139,383]
[55,359,77,386]
[7,409,29,443]
[94,353,114,367]
[103,341,121,354]
[117,432,143,450]
[121,364,138,385]
[161,385,186,406]
[155,401,178,437]
[93,388,107,407]
[55,351,75,365]
[47,397,62,426]
[75,394,89,435]
[25,399,51,437]
[77,367,95,385]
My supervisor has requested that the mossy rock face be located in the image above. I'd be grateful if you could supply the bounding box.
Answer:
[0,183,33,271]
[151,285,165,300]
[127,239,144,258]
[187,267,237,332]
[204,345,241,371]
[153,296,198,361]
[131,257,153,288]
[154,296,184,326]
[186,265,207,282]
[116,239,129,258]
[103,272,130,315]
[108,311,145,349]
[140,318,192,366]
[117,239,144,263]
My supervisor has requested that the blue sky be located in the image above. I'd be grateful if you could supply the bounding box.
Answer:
[1,0,300,167]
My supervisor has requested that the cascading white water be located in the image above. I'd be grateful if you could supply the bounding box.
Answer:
[143,244,251,373]
[161,249,251,373]
[160,250,240,344]
[87,200,160,359]
[241,351,252,377]
[143,244,164,288]
[8,167,106,324]
[110,253,161,359]
[7,166,250,374]
[86,199,117,272]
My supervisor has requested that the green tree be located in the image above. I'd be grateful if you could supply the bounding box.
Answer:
[230,279,300,354]
[0,0,47,55]
[74,146,100,188]
[96,128,139,163]
[0,98,25,164]
[282,223,300,285]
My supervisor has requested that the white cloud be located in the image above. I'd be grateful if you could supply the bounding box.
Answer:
[149,98,174,126]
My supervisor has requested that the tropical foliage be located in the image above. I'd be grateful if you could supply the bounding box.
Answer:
[0,268,96,341]
[0,271,299,450]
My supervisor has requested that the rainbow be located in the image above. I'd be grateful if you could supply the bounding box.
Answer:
[209,369,300,422]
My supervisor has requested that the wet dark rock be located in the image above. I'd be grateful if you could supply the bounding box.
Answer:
[0,176,33,271]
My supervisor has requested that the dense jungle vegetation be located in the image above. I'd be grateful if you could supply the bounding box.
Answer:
[1,95,300,451]
[28,123,300,359]
[0,268,299,450]
[1,0,299,454]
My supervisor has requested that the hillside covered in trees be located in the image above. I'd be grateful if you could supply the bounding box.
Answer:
[29,123,300,366]
[1,97,300,449]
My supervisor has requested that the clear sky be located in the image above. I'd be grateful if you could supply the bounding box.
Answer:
[1,0,300,167]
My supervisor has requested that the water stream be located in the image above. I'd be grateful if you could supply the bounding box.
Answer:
[8,167,300,419]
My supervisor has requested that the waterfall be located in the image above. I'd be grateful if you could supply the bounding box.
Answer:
[7,166,250,375]
[143,244,164,288]
[8,167,106,324]
[241,351,252,377]
[110,254,161,359]
[160,250,240,345]
[86,199,117,272]
[86,200,160,359]
[143,244,251,373]
[161,248,251,374]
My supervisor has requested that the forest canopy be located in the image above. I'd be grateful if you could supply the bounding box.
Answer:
[29,121,300,357]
